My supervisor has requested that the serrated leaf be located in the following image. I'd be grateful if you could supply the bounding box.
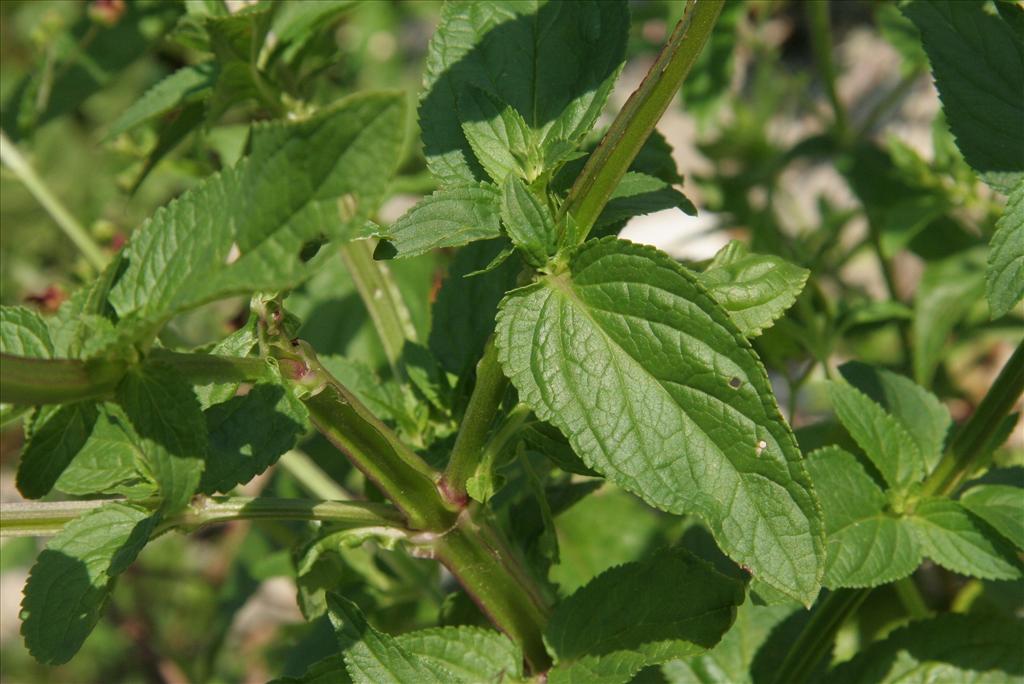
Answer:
[429,239,520,374]
[204,8,274,121]
[698,241,809,338]
[327,594,451,683]
[199,384,308,494]
[828,613,1024,684]
[458,86,537,184]
[806,447,921,588]
[17,403,99,499]
[20,502,158,665]
[960,484,1024,550]
[987,179,1024,319]
[116,363,207,512]
[903,0,1024,192]
[496,237,824,604]
[913,248,986,386]
[596,172,696,230]
[664,599,799,684]
[395,626,523,682]
[420,0,628,186]
[376,185,503,260]
[908,498,1023,580]
[106,62,215,139]
[501,175,557,267]
[55,403,155,498]
[839,362,951,474]
[829,382,924,489]
[1,306,54,358]
[546,548,744,684]
[108,92,406,328]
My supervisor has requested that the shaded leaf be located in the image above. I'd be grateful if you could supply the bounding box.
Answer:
[986,179,1024,319]
[908,498,1023,580]
[960,484,1024,550]
[17,403,99,499]
[106,62,215,139]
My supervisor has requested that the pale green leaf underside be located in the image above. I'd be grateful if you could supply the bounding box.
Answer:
[698,241,809,338]
[595,171,697,231]
[907,498,1022,581]
[903,0,1024,192]
[830,382,924,490]
[20,502,157,665]
[420,0,628,186]
[109,92,405,326]
[829,614,1024,684]
[960,484,1024,550]
[459,85,537,184]
[806,447,920,588]
[377,185,502,259]
[546,548,744,684]
[496,237,824,604]
[986,179,1024,319]
[106,62,216,140]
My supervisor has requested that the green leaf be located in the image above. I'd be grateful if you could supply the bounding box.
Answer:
[20,502,158,665]
[376,185,503,260]
[908,498,1023,580]
[320,355,412,426]
[55,403,156,498]
[105,62,215,139]
[327,594,450,683]
[420,0,628,186]
[17,403,99,499]
[986,179,1024,319]
[204,7,274,121]
[838,362,951,474]
[960,484,1024,550]
[458,86,538,184]
[496,237,824,604]
[663,599,799,684]
[829,382,925,489]
[271,655,352,684]
[698,241,810,338]
[828,613,1024,684]
[501,175,557,267]
[268,1,356,64]
[395,627,523,682]
[806,447,920,588]
[546,548,745,684]
[1,306,54,358]
[912,248,986,386]
[595,172,696,231]
[903,0,1024,192]
[108,91,406,328]
[429,239,520,374]
[116,362,207,512]
[200,384,308,494]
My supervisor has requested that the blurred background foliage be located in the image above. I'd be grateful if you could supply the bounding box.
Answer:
[0,1,1020,682]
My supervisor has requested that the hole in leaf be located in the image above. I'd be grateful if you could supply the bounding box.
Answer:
[728,377,742,389]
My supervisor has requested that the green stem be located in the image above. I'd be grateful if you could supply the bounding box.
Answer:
[0,496,406,538]
[0,131,108,272]
[921,340,1024,497]
[277,449,352,501]
[772,589,870,684]
[0,350,275,405]
[558,0,724,239]
[434,510,551,671]
[806,0,848,139]
[339,240,417,381]
[440,338,508,506]
[893,577,930,619]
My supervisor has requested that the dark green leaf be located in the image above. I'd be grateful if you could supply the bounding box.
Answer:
[55,403,155,498]
[595,172,696,230]
[903,0,1024,192]
[497,238,824,604]
[17,403,99,499]
[20,502,158,664]
[986,179,1024,319]
[106,62,216,139]
[698,241,809,338]
[377,185,502,259]
[458,86,538,184]
[116,363,207,512]
[420,0,628,186]
[908,498,1023,580]
[270,654,353,684]
[546,548,745,684]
